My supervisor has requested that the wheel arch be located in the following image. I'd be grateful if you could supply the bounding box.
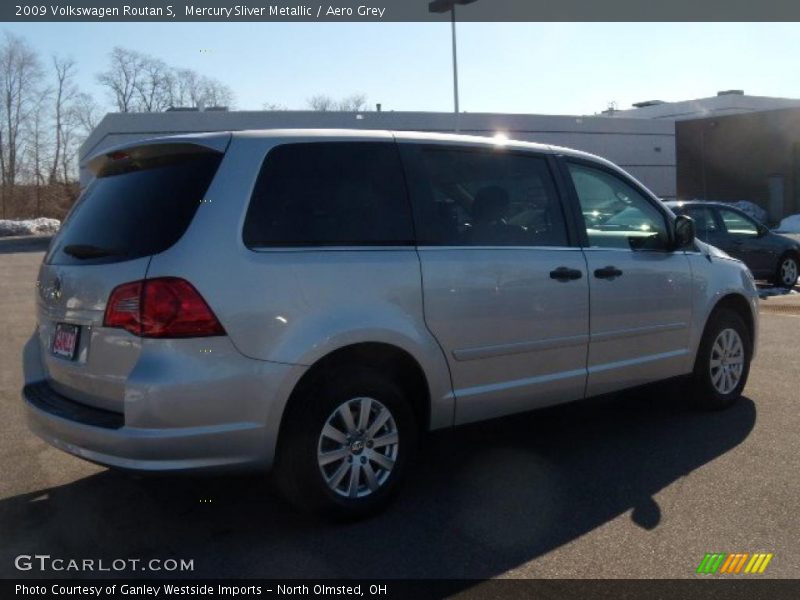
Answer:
[276,342,433,452]
[777,249,800,282]
[707,293,756,349]
[779,247,800,262]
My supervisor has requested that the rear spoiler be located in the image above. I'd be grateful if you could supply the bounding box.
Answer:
[87,132,232,177]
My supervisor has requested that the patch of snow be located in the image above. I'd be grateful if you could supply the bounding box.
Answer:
[775,214,800,234]
[0,218,60,237]
[732,200,768,224]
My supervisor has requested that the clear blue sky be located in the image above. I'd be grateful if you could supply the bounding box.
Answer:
[6,22,800,115]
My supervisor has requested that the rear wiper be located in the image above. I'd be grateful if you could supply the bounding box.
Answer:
[63,244,125,259]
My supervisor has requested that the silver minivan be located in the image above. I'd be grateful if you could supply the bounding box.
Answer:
[23,130,759,518]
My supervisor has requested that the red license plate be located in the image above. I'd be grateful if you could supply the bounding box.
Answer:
[52,323,80,360]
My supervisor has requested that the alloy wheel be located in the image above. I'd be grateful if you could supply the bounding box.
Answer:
[317,397,399,499]
[709,328,745,395]
[780,258,798,287]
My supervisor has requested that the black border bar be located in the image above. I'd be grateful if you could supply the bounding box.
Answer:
[6,0,800,23]
[5,579,800,600]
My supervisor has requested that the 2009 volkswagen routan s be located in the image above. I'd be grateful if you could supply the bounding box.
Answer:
[23,130,759,518]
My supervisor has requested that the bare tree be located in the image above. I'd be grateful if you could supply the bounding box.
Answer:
[0,32,98,218]
[262,102,288,111]
[134,56,172,112]
[307,94,336,112]
[28,91,50,215]
[197,76,233,108]
[167,70,233,109]
[337,93,367,112]
[98,49,234,112]
[49,56,78,184]
[57,89,102,186]
[97,47,144,112]
[71,92,101,133]
[170,68,199,106]
[58,112,77,183]
[0,32,44,188]
[308,93,368,112]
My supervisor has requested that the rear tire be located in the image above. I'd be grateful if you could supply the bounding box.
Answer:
[273,367,417,520]
[690,308,751,410]
[774,253,799,289]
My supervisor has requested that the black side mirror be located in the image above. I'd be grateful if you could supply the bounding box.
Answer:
[757,223,769,237]
[673,214,696,250]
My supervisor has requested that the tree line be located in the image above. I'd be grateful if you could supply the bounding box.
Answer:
[0,30,370,221]
[98,47,234,113]
[0,35,237,219]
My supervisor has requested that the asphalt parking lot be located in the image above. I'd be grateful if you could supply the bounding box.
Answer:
[1,237,798,580]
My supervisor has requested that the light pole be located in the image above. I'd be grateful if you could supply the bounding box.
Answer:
[429,0,478,132]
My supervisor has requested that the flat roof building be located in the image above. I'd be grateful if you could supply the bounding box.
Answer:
[78,92,800,219]
[603,90,800,121]
[677,107,800,221]
[79,110,677,198]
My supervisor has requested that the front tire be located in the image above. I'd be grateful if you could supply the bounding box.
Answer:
[273,367,417,520]
[691,308,751,410]
[774,253,799,289]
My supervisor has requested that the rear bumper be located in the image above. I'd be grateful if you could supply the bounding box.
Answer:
[25,381,124,429]
[25,388,267,472]
[22,333,306,472]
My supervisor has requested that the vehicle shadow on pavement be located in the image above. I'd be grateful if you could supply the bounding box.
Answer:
[0,386,756,579]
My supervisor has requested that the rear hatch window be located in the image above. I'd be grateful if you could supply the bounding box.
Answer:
[46,143,223,266]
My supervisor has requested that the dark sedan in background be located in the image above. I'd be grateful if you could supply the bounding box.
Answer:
[666,201,800,289]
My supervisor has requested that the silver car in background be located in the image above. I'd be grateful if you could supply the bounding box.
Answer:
[23,130,759,518]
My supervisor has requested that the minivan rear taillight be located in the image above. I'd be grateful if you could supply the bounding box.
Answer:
[103,278,225,338]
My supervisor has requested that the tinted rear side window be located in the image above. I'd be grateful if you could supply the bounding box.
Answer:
[47,149,222,265]
[400,144,569,247]
[243,142,413,247]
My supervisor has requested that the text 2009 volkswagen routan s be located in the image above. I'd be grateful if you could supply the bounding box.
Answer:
[23,130,759,518]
